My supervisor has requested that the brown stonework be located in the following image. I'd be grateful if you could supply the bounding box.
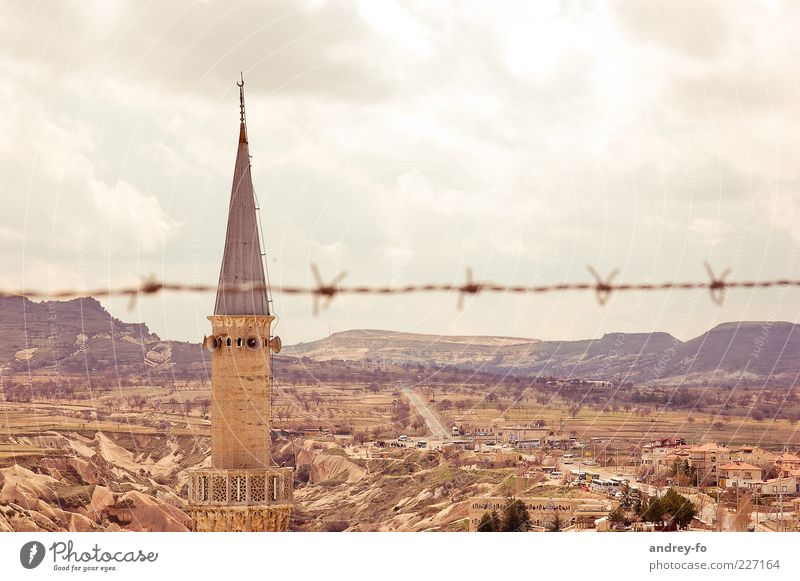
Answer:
[191,505,292,532]
[209,315,274,469]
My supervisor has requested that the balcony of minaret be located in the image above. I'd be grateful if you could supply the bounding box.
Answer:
[188,467,294,506]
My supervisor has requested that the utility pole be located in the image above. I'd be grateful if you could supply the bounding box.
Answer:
[755,492,759,526]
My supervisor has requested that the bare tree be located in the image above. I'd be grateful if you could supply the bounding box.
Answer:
[732,495,753,532]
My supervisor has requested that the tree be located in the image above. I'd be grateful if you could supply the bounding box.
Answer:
[502,499,531,532]
[129,394,147,412]
[547,510,564,532]
[715,501,727,532]
[198,398,211,418]
[642,496,666,524]
[609,507,626,528]
[660,488,697,528]
[477,511,501,532]
[763,464,780,480]
[477,512,494,532]
[633,491,644,515]
[618,483,637,510]
[732,496,753,532]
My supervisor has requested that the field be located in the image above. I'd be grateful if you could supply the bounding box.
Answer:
[4,372,800,452]
[438,397,800,450]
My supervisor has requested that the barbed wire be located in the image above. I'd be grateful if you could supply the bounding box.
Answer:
[2,263,799,314]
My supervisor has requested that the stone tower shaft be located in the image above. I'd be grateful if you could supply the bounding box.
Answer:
[208,314,273,469]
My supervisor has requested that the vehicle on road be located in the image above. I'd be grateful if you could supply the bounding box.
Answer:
[398,435,408,441]
[571,469,587,481]
[416,440,427,448]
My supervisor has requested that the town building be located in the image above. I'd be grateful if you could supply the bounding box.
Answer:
[718,462,763,489]
[469,421,550,449]
[753,476,800,496]
[687,442,730,485]
[584,380,615,389]
[774,452,800,477]
[545,378,615,389]
[466,450,520,468]
[641,446,679,472]
[504,424,551,446]
[732,445,777,465]
[187,77,293,531]
[639,438,689,474]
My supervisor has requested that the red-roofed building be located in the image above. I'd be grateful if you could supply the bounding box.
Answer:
[688,443,730,485]
[718,461,763,488]
[775,452,800,477]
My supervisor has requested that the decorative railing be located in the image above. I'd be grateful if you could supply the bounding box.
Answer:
[188,467,293,506]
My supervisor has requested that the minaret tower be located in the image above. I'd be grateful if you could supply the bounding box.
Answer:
[188,75,293,532]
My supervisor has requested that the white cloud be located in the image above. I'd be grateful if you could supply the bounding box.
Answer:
[689,217,733,246]
[0,68,179,290]
[89,178,179,253]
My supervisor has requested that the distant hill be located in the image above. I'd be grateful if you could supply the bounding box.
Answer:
[1,296,798,387]
[285,329,540,365]
[285,325,800,387]
[285,329,683,381]
[664,321,800,386]
[0,296,207,379]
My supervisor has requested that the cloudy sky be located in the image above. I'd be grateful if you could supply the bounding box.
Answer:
[2,0,800,345]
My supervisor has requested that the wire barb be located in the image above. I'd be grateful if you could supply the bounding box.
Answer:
[587,266,619,306]
[704,262,732,306]
[310,264,348,316]
[457,268,484,310]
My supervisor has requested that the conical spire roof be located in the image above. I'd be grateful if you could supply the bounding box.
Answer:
[214,77,270,316]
